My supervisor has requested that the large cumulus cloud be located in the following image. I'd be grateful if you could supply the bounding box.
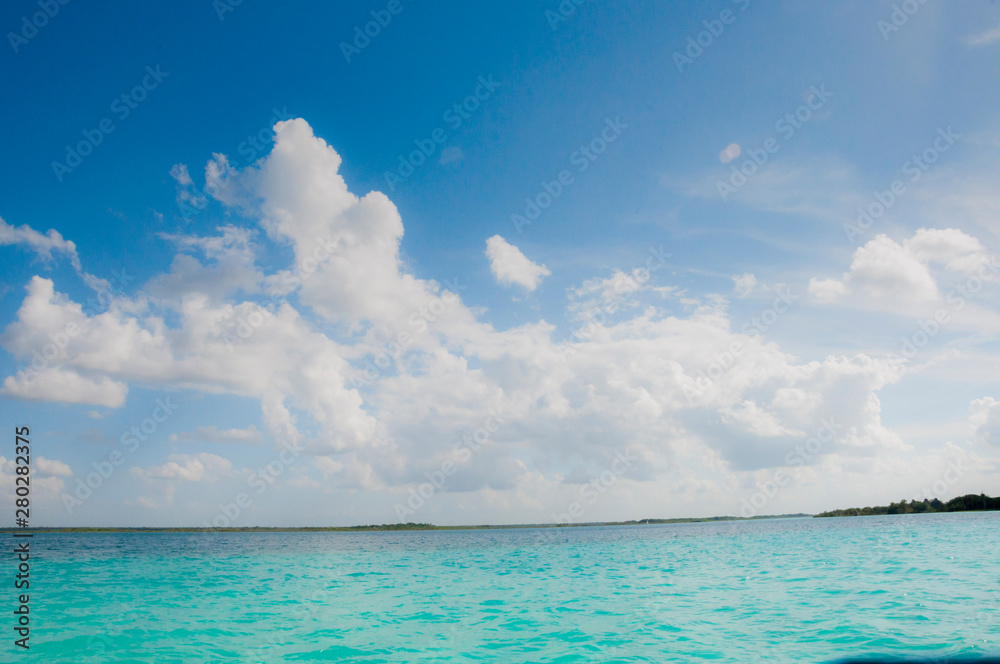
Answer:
[0,119,940,522]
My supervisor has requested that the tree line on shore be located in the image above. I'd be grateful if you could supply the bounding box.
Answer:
[815,493,1000,517]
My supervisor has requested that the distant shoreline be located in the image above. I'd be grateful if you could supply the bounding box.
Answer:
[2,513,811,533]
[815,493,1000,518]
[9,496,1000,532]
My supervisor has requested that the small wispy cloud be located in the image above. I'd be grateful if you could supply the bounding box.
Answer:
[169,425,263,445]
[967,22,1000,47]
[732,273,757,297]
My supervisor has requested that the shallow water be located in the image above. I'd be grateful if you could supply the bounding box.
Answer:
[23,512,1000,662]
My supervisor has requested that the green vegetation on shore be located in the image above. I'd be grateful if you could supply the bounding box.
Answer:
[815,493,1000,518]
[1,513,809,534]
[9,493,1000,532]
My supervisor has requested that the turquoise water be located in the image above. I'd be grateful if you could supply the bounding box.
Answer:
[20,513,1000,663]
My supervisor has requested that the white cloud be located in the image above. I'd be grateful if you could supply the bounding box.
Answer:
[733,273,757,297]
[132,452,234,482]
[970,397,1000,446]
[169,163,193,186]
[903,227,988,273]
[848,234,939,301]
[0,118,956,522]
[170,426,263,444]
[0,216,80,265]
[808,277,848,302]
[810,228,991,306]
[131,452,238,508]
[2,366,128,407]
[722,400,802,438]
[0,217,110,294]
[967,22,1000,47]
[216,119,458,334]
[485,235,551,291]
[0,455,72,499]
[0,274,375,450]
[35,456,73,476]
[568,269,675,321]
[149,224,264,303]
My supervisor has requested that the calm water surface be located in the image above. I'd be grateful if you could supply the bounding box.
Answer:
[22,513,1000,663]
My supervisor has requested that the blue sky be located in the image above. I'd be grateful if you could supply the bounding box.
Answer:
[2,1,1000,526]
